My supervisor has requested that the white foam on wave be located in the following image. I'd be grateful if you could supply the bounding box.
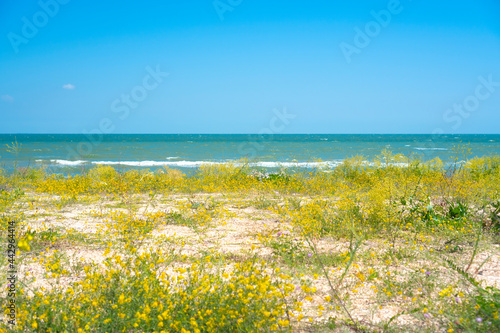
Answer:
[40,159,346,168]
[92,160,216,167]
[38,159,419,169]
[92,160,344,168]
[414,147,448,151]
[251,161,342,168]
[46,159,87,166]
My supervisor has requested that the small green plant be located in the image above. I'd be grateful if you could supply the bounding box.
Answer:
[486,199,500,233]
[5,138,21,176]
[268,232,310,266]
[447,201,468,219]
[165,211,197,228]
[442,257,500,332]
[251,196,273,210]
[286,197,302,211]
[251,170,290,183]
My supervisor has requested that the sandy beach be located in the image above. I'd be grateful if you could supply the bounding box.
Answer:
[2,162,500,331]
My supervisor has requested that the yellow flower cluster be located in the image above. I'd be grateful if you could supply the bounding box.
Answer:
[16,250,301,332]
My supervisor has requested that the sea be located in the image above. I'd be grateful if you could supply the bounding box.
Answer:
[0,134,499,174]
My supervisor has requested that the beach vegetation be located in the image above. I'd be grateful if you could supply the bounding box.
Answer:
[1,154,499,332]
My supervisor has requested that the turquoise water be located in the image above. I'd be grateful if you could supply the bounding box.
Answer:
[1,134,499,173]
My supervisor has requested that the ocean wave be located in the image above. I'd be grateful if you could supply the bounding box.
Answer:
[43,159,88,166]
[39,159,346,168]
[251,161,342,168]
[92,160,345,168]
[414,147,448,151]
[92,160,215,167]
[36,159,423,169]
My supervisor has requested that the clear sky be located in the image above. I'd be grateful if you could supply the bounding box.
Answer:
[1,0,499,134]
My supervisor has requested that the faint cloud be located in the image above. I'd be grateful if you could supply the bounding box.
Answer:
[1,95,14,103]
[62,83,75,90]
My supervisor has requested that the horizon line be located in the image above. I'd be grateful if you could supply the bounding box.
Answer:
[1,133,500,136]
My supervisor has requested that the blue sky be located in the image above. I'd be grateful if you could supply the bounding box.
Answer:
[1,0,499,134]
